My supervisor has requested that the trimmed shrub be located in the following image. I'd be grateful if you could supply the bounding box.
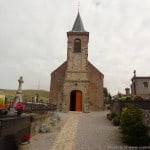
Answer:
[120,104,150,146]
[107,112,117,121]
[112,116,120,126]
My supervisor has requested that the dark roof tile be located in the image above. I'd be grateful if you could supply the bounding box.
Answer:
[72,12,85,32]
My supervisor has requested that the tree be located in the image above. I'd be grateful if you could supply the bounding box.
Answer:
[103,88,112,104]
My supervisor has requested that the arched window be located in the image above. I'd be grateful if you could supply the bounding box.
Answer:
[74,39,81,52]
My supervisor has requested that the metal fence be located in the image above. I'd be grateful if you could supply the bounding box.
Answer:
[24,102,57,113]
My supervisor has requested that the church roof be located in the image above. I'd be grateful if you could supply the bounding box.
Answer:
[72,12,85,32]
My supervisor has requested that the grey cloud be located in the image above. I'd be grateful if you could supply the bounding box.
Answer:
[0,0,150,95]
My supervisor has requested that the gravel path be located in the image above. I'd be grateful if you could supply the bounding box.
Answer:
[76,111,124,150]
[51,112,81,150]
[30,112,69,150]
[30,111,124,150]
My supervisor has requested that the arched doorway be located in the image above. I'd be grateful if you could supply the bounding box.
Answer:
[70,90,82,111]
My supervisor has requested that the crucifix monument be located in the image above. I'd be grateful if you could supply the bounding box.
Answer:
[13,76,24,107]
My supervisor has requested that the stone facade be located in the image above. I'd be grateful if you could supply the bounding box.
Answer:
[131,71,150,99]
[49,13,104,112]
[49,62,66,107]
[88,62,104,111]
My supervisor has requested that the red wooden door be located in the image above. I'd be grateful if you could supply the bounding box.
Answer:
[76,90,82,111]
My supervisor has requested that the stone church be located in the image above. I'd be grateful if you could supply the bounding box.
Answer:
[49,12,104,112]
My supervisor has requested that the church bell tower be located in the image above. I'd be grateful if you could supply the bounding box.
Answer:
[62,12,90,112]
[67,12,89,71]
[50,12,104,112]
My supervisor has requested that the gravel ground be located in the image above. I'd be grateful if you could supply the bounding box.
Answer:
[51,112,81,150]
[76,111,124,150]
[30,111,124,150]
[30,112,69,150]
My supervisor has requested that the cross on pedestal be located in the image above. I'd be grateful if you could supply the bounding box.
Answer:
[17,76,24,94]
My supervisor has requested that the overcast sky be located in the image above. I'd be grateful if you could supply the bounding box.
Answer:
[0,0,150,95]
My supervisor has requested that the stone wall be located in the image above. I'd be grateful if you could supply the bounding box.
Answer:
[63,32,89,112]
[0,113,55,150]
[142,109,150,136]
[66,32,89,73]
[110,100,150,136]
[142,110,150,127]
[88,62,104,111]
[0,115,31,150]
[110,100,150,115]
[49,61,67,105]
[50,25,104,112]
[62,81,89,112]
[30,113,52,137]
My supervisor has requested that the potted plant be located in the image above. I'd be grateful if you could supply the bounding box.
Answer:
[15,102,25,116]
[18,133,31,150]
[21,134,30,144]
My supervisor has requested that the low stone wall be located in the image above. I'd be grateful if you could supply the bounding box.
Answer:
[0,114,31,150]
[110,100,150,136]
[142,110,150,127]
[110,100,150,115]
[0,112,57,150]
[142,109,150,136]
[30,113,52,136]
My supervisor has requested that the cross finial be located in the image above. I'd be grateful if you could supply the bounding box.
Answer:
[133,70,136,77]
[78,2,80,12]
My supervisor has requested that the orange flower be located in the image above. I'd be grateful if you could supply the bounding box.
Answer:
[0,104,8,110]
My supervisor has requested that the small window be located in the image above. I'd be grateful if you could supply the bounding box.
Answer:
[74,39,81,52]
[143,82,148,88]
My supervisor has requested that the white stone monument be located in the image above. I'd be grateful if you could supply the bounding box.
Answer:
[13,76,24,107]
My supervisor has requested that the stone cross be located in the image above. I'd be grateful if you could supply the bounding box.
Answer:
[16,76,24,94]
[133,70,136,77]
[13,76,24,107]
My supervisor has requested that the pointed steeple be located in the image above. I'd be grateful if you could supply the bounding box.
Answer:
[72,12,85,32]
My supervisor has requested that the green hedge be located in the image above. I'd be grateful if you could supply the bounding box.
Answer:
[120,104,150,146]
[107,112,117,121]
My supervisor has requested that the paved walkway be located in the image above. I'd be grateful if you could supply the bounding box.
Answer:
[31,111,124,150]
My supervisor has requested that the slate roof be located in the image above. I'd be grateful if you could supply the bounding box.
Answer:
[72,12,85,32]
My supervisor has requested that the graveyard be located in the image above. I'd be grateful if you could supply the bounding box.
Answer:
[0,76,150,150]
[1,1,150,149]
[0,76,57,150]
